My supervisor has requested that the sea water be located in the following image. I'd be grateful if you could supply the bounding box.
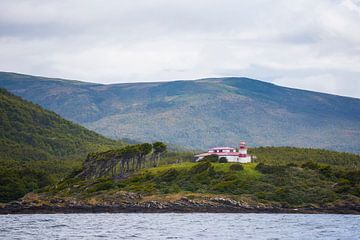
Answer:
[0,213,359,239]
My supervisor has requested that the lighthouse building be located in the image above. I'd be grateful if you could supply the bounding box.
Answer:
[194,141,251,163]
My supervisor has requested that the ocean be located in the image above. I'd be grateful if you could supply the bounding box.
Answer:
[0,213,359,239]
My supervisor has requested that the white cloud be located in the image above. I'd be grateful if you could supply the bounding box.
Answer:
[0,0,359,98]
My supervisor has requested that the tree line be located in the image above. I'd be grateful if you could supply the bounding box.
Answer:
[79,142,167,179]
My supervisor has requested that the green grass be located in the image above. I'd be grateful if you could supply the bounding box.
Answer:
[141,162,196,174]
[49,158,360,207]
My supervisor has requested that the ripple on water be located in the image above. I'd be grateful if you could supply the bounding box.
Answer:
[0,213,359,240]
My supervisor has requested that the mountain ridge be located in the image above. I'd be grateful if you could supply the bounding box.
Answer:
[1,71,359,153]
[3,71,360,100]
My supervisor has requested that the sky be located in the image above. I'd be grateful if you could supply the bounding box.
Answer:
[0,0,360,98]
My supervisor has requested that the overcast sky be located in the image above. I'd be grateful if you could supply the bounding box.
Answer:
[0,0,360,98]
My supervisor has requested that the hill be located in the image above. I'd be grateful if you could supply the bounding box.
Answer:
[0,88,120,161]
[0,88,123,202]
[0,72,360,153]
[2,146,359,214]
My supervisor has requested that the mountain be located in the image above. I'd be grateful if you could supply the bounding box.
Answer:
[0,88,123,202]
[0,88,121,161]
[1,71,360,153]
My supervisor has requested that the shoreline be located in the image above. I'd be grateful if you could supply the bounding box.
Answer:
[2,200,359,215]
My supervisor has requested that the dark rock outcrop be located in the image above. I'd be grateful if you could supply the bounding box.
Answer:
[1,195,359,214]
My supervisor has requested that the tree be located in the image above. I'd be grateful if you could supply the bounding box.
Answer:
[119,145,138,176]
[152,142,167,167]
[136,143,153,169]
[219,157,228,163]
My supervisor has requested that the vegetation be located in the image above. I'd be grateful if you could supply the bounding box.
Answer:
[229,163,244,171]
[199,154,219,162]
[1,86,360,209]
[249,147,360,169]
[199,155,229,163]
[0,88,121,161]
[0,159,80,202]
[80,142,167,179]
[219,157,228,163]
[0,88,123,202]
[45,146,360,208]
[2,72,360,153]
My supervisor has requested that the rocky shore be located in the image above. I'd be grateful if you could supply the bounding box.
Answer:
[1,194,359,214]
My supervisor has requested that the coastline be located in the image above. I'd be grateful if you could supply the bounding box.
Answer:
[2,197,359,215]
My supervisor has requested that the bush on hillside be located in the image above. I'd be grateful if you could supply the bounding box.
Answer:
[302,161,334,178]
[229,164,244,171]
[346,171,360,185]
[302,161,320,170]
[159,168,179,182]
[191,162,213,174]
[255,163,286,174]
[199,154,218,163]
[219,157,228,163]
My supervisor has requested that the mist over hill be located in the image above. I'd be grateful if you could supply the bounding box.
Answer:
[1,71,359,153]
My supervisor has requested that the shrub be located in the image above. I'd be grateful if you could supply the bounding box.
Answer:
[230,164,244,171]
[200,154,218,163]
[255,163,286,174]
[159,168,178,182]
[161,183,181,194]
[191,162,212,174]
[212,180,237,193]
[219,157,228,163]
[93,180,115,191]
[302,162,334,178]
[334,178,352,194]
[301,161,320,170]
[346,171,360,185]
[318,165,333,178]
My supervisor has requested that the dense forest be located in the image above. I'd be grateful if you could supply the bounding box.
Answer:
[0,88,123,202]
[0,88,120,161]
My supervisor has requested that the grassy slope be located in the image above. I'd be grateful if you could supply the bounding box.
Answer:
[46,147,360,208]
[0,88,123,202]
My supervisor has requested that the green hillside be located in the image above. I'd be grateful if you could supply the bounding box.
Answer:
[0,88,123,202]
[41,146,360,209]
[0,88,119,161]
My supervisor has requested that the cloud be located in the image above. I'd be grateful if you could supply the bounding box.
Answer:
[0,0,359,98]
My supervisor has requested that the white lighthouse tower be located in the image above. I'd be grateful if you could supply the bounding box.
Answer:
[238,141,251,163]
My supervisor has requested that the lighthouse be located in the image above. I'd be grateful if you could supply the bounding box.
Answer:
[194,140,252,163]
[238,141,251,163]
